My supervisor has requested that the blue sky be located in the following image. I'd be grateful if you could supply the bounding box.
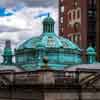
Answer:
[0,0,58,55]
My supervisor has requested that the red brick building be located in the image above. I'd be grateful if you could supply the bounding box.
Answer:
[59,0,96,49]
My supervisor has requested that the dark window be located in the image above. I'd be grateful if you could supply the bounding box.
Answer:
[73,10,76,19]
[77,10,80,18]
[69,12,72,21]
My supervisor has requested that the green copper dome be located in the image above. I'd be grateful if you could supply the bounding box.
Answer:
[16,14,79,50]
[16,37,40,49]
[43,14,55,24]
[43,14,55,33]
[16,35,80,50]
[15,15,82,71]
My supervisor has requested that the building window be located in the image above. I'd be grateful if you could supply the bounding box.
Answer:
[69,12,72,21]
[71,35,74,42]
[88,0,92,5]
[77,9,80,18]
[62,27,64,32]
[61,6,64,13]
[73,10,76,19]
[74,22,80,32]
[75,35,78,42]
[48,37,55,47]
[88,10,93,16]
[60,17,63,23]
[93,0,96,5]
[61,0,64,2]
[72,35,74,42]
[74,0,78,7]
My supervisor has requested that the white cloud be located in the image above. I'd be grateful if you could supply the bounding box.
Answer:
[0,32,19,42]
[0,0,59,63]
[0,2,58,56]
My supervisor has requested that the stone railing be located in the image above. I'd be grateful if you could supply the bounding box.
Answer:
[0,69,100,86]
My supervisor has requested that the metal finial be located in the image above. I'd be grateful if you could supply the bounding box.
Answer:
[42,56,48,69]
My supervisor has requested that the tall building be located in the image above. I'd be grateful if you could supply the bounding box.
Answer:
[59,0,96,48]
[96,0,100,61]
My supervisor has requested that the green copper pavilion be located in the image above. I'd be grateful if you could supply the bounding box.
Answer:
[1,15,97,71]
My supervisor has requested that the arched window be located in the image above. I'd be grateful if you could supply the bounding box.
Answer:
[77,10,80,18]
[69,12,72,21]
[77,9,80,19]
[73,10,76,19]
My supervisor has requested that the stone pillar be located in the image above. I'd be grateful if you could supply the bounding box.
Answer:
[37,70,55,84]
[38,57,55,84]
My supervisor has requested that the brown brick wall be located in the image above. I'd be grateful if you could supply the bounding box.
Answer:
[59,0,88,48]
[59,0,96,49]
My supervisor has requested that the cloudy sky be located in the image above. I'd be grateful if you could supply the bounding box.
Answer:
[0,0,58,56]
